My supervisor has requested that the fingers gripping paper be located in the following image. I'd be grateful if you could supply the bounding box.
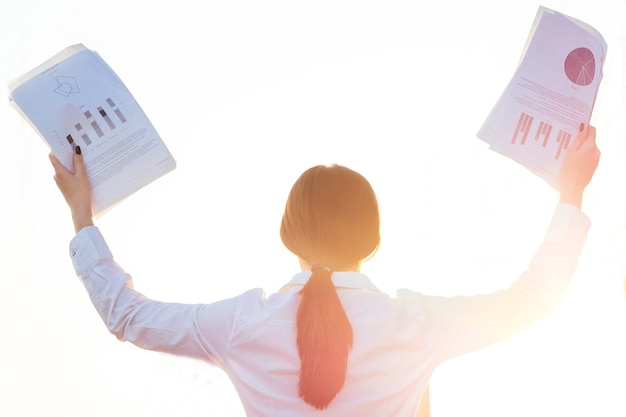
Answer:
[477,6,607,189]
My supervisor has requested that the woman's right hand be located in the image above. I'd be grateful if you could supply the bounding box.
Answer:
[49,147,94,233]
[559,123,600,208]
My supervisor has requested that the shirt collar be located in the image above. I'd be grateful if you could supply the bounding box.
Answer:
[281,271,382,292]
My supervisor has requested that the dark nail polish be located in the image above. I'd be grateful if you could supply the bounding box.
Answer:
[579,123,584,132]
[76,146,81,155]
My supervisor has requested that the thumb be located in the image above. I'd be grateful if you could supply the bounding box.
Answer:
[49,152,70,177]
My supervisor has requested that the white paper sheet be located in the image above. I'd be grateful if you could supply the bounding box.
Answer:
[9,44,176,216]
[477,6,607,189]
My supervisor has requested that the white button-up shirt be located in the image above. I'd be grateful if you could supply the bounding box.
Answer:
[69,203,590,416]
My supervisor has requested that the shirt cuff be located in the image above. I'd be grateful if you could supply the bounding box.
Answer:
[547,202,591,243]
[69,226,114,277]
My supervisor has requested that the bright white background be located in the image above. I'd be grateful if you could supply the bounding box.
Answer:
[0,0,624,416]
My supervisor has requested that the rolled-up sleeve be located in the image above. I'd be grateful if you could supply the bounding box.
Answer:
[69,226,238,366]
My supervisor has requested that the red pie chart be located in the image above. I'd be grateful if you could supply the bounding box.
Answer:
[564,47,595,86]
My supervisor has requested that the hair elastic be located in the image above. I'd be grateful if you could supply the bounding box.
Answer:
[311,264,332,273]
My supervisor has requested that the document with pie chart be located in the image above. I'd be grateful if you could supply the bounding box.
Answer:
[477,6,607,190]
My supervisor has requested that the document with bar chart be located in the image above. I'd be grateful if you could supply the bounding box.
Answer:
[477,6,607,189]
[9,43,176,216]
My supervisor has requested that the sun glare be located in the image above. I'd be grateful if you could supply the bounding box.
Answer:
[1,0,624,416]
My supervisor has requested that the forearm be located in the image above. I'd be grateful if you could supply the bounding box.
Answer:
[69,226,222,359]
[432,203,590,359]
[72,206,94,233]
[558,187,583,209]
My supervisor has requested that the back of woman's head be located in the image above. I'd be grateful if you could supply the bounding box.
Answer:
[280,164,380,268]
[280,164,380,409]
